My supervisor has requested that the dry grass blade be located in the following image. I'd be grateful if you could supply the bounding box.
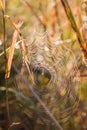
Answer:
[61,0,87,64]
[5,15,26,59]
[5,15,23,35]
[1,1,11,129]
[0,41,22,57]
[0,0,5,11]
[5,22,23,79]
[5,15,33,82]
[0,47,9,56]
[2,0,5,10]
[0,0,3,10]
[1,0,6,62]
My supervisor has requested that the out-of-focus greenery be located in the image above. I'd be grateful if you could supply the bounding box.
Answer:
[0,0,87,130]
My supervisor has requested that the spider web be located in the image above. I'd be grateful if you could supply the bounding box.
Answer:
[15,28,81,124]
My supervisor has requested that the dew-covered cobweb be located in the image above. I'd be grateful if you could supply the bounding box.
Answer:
[14,28,80,125]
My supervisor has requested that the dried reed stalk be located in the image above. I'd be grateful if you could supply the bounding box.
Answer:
[1,0,6,61]
[5,16,26,59]
[5,22,23,79]
[5,16,34,83]
[0,0,11,129]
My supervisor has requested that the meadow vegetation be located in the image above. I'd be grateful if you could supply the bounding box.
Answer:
[0,0,87,130]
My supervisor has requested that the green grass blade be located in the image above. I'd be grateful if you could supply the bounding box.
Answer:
[60,0,85,48]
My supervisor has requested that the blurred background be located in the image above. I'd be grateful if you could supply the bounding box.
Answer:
[0,0,87,130]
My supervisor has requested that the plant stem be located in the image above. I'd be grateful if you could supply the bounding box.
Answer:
[2,0,10,129]
[61,0,87,61]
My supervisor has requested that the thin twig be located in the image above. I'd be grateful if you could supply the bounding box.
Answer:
[0,40,22,57]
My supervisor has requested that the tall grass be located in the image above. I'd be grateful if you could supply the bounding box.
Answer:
[0,0,86,130]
